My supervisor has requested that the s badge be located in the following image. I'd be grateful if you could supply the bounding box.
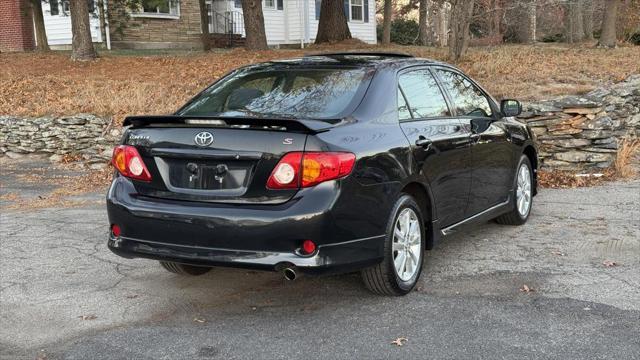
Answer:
[283,138,293,145]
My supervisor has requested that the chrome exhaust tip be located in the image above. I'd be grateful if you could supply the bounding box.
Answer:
[283,267,297,281]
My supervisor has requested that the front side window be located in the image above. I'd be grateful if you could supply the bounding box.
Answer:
[179,67,373,120]
[350,0,363,21]
[136,0,179,16]
[435,70,493,118]
[398,69,450,119]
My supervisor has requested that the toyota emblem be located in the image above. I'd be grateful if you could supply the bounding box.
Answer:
[194,131,214,147]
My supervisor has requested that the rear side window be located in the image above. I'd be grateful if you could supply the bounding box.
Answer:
[398,69,450,120]
[435,70,493,118]
[397,87,412,120]
[179,67,373,120]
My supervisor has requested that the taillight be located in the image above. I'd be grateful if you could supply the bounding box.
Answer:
[267,152,355,189]
[111,145,152,182]
[266,152,302,189]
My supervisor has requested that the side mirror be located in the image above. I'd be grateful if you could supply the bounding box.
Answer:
[500,99,522,117]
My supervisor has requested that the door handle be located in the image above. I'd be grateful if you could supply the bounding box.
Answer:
[415,137,433,149]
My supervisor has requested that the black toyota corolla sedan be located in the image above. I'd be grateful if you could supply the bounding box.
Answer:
[107,52,537,296]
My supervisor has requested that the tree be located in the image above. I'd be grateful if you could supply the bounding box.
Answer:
[564,0,584,43]
[448,0,474,60]
[523,0,536,43]
[69,0,97,60]
[199,0,210,50]
[241,0,268,49]
[512,0,537,43]
[382,0,393,45]
[433,1,449,47]
[418,0,429,45]
[598,0,619,47]
[315,0,352,44]
[583,0,594,40]
[30,0,50,51]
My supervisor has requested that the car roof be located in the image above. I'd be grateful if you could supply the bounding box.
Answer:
[266,51,451,70]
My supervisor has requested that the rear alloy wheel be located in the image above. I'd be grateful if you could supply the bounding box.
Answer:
[495,155,533,225]
[159,261,212,276]
[361,194,425,296]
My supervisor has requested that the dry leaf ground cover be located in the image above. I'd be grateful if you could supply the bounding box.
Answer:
[1,43,639,125]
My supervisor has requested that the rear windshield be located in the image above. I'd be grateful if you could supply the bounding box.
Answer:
[178,67,373,120]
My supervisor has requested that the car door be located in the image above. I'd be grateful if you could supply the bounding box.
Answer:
[433,68,514,217]
[397,67,472,227]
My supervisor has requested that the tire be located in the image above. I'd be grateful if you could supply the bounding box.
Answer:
[159,261,212,276]
[361,194,426,296]
[495,155,533,225]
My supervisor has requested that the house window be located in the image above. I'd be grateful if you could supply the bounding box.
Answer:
[350,0,363,21]
[234,0,242,8]
[263,0,283,10]
[47,0,94,16]
[50,0,60,15]
[135,0,179,17]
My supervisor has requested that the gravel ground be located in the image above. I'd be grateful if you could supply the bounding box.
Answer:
[1,167,638,359]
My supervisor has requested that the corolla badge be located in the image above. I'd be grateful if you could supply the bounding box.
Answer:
[194,131,214,147]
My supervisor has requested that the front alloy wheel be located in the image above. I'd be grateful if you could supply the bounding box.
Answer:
[516,163,532,218]
[495,155,533,225]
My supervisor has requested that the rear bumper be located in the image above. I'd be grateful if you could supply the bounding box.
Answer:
[106,176,386,274]
[108,234,384,275]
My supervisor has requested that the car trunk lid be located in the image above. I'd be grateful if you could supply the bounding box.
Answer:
[122,116,337,204]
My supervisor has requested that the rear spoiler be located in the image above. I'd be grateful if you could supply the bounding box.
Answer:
[123,115,341,133]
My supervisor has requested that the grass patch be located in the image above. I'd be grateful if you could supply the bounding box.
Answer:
[1,43,638,125]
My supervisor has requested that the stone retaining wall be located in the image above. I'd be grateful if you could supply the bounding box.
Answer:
[0,76,638,171]
[0,114,121,169]
[519,75,639,170]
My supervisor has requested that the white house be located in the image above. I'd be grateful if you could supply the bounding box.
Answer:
[41,0,102,48]
[38,0,376,49]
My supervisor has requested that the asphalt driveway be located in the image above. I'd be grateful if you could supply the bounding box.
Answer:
[1,169,639,359]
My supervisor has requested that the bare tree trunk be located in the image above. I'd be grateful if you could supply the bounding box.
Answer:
[526,0,536,43]
[598,0,619,47]
[573,0,584,42]
[433,2,448,47]
[565,0,585,43]
[241,0,268,49]
[564,2,573,43]
[516,0,536,43]
[418,0,429,45]
[448,0,474,61]
[489,0,502,39]
[382,0,393,45]
[30,0,50,51]
[583,0,594,40]
[199,0,210,50]
[315,0,352,44]
[97,0,107,46]
[69,0,97,60]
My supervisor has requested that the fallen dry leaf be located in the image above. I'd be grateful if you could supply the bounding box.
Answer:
[602,260,618,267]
[391,337,408,347]
[78,314,97,320]
[520,284,535,293]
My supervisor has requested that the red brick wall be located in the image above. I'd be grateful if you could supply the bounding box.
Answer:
[0,0,35,52]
